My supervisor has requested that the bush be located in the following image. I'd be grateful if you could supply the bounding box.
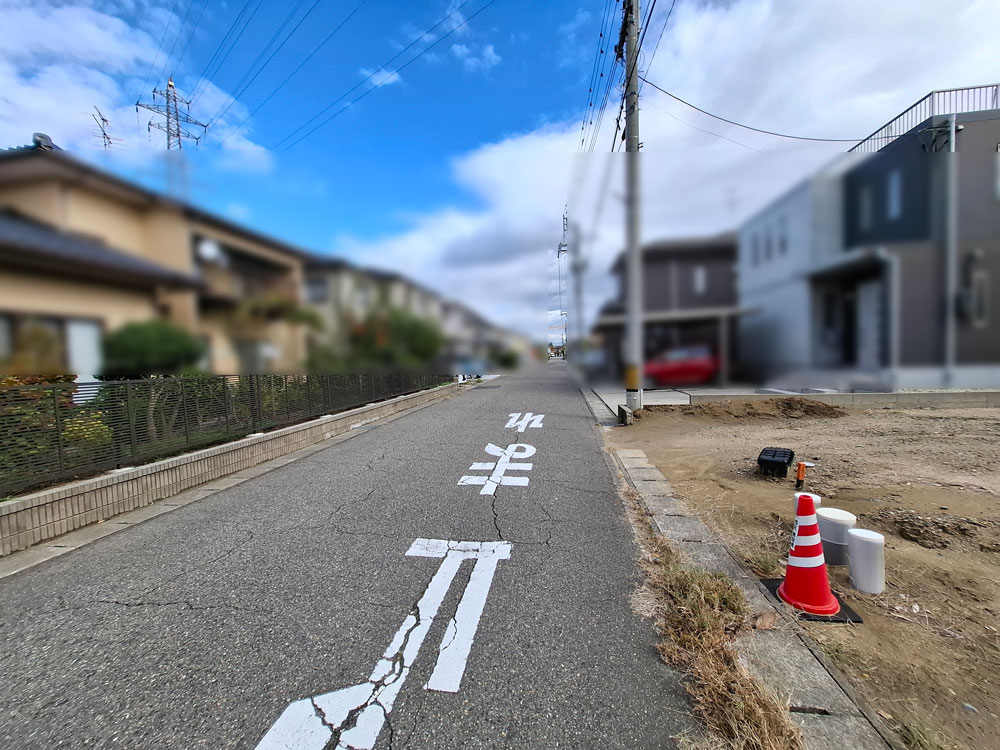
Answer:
[102,320,204,379]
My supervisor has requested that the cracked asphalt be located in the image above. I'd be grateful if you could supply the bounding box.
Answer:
[0,362,695,748]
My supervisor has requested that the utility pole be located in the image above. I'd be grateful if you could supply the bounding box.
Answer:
[621,0,643,409]
[557,236,569,356]
[569,220,587,364]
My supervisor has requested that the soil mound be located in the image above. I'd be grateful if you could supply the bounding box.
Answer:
[648,397,846,421]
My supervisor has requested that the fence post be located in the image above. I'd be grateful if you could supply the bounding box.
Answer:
[256,374,264,430]
[222,377,232,437]
[126,381,139,460]
[180,377,191,447]
[285,374,291,423]
[52,388,66,471]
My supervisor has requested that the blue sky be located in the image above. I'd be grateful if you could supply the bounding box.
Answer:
[4,0,1000,340]
[104,0,591,245]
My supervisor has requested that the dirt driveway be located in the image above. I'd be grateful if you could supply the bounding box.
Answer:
[606,399,1000,750]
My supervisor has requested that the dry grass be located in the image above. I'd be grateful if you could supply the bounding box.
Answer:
[621,486,804,750]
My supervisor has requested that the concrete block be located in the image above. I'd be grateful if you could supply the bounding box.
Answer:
[794,712,889,750]
[739,630,856,714]
[635,479,676,497]
[628,466,667,482]
[652,513,716,544]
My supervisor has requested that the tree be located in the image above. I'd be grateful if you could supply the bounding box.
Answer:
[338,307,444,371]
[101,320,204,379]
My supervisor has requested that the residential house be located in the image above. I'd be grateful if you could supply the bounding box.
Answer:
[0,145,312,376]
[738,84,1000,389]
[592,234,743,382]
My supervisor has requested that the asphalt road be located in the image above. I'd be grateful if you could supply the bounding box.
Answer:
[0,362,695,748]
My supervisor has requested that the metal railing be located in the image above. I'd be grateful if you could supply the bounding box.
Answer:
[850,84,1000,153]
[0,372,449,497]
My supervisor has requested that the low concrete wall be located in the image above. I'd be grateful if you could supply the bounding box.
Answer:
[688,391,1000,409]
[0,382,458,557]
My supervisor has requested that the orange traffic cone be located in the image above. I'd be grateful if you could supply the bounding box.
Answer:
[778,493,840,616]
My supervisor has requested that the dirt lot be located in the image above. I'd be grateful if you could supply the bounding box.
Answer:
[606,399,1000,750]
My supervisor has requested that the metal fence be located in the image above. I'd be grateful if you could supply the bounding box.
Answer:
[850,83,1000,153]
[0,372,449,497]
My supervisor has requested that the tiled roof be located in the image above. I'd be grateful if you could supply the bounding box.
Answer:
[0,209,199,288]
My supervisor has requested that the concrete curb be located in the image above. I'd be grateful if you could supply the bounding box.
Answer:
[592,386,1000,415]
[579,388,900,750]
[0,381,470,575]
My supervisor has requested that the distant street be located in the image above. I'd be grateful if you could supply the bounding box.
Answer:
[0,363,694,749]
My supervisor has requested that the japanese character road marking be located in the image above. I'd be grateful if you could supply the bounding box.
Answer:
[505,412,544,432]
[457,443,535,495]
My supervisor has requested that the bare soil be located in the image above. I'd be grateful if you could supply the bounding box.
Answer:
[608,399,1000,750]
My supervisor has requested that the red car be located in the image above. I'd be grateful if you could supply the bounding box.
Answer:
[643,345,718,387]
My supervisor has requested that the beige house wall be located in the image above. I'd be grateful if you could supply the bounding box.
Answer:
[0,268,159,330]
[0,182,66,226]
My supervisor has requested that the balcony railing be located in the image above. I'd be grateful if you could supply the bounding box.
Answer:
[850,84,1000,153]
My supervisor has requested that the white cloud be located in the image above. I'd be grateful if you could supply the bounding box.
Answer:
[359,67,403,88]
[450,43,501,73]
[334,0,1000,340]
[557,9,592,70]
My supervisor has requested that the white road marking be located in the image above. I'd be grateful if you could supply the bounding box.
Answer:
[458,443,535,496]
[255,539,511,750]
[505,412,544,432]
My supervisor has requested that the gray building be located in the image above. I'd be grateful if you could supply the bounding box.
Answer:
[739,84,1000,389]
[593,234,742,382]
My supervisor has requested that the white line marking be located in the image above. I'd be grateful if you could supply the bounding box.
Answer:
[425,542,509,692]
[256,539,511,750]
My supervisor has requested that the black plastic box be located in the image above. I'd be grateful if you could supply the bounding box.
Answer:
[757,447,795,478]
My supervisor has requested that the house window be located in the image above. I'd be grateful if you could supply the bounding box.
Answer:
[778,216,788,255]
[693,265,707,295]
[764,229,773,261]
[305,276,328,304]
[887,169,902,221]
[859,185,873,231]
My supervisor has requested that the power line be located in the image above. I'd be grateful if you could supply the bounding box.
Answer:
[640,94,760,151]
[273,0,495,152]
[173,0,212,74]
[639,75,863,142]
[208,0,321,127]
[215,0,371,149]
[190,0,265,106]
[151,0,198,90]
[577,0,618,151]
[639,0,676,94]
[135,0,183,100]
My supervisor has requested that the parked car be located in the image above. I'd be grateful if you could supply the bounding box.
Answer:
[643,345,718,387]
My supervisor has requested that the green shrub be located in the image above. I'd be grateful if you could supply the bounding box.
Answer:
[102,320,204,379]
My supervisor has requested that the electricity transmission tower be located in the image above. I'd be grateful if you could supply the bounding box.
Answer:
[136,77,207,150]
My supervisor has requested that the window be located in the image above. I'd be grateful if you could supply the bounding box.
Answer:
[778,216,788,255]
[859,185,873,231]
[887,169,903,221]
[693,265,707,295]
[764,229,773,261]
[751,235,760,266]
[305,276,328,304]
